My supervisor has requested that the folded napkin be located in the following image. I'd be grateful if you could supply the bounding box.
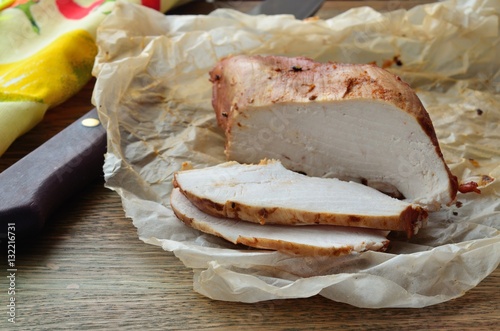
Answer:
[0,0,186,157]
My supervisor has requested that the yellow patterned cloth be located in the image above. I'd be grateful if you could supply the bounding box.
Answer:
[0,0,185,156]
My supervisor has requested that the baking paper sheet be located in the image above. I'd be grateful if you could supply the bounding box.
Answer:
[92,0,500,308]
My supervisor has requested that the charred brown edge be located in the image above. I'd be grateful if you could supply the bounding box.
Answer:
[238,234,390,256]
[173,180,423,238]
[400,205,428,239]
[236,237,356,256]
[174,174,243,220]
[178,189,227,219]
[176,189,398,230]
[170,193,227,240]
[171,201,194,227]
[170,190,391,256]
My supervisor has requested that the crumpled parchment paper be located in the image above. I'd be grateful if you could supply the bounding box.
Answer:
[92,0,500,308]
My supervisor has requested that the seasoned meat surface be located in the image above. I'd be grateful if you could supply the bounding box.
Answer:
[209,55,458,210]
[170,187,391,256]
[173,160,428,237]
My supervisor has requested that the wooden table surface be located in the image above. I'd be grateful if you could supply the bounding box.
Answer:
[1,1,498,330]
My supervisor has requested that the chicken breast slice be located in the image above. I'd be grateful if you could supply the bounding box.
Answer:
[173,160,428,237]
[209,55,458,211]
[170,188,390,256]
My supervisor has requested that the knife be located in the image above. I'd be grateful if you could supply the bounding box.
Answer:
[0,0,324,239]
[0,108,106,238]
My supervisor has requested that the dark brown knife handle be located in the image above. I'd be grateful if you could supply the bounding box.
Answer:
[0,108,106,237]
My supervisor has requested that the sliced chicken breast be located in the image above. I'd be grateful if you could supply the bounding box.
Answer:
[170,188,390,256]
[209,55,458,210]
[173,160,428,237]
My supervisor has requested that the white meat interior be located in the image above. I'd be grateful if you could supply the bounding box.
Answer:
[227,99,449,209]
[175,161,416,217]
[170,188,390,255]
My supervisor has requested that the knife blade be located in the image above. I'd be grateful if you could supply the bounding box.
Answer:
[0,0,324,238]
